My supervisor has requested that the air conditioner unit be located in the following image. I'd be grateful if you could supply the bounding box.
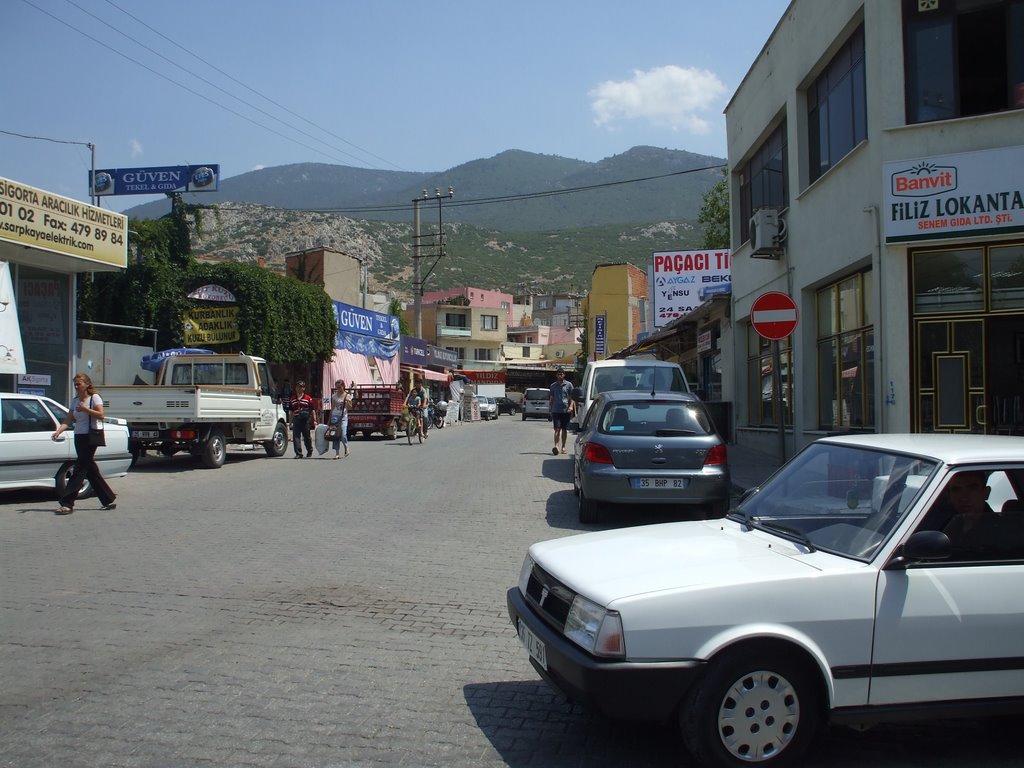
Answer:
[555,350,565,358]
[749,208,782,258]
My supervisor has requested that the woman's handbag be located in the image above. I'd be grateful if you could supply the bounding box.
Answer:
[87,395,106,446]
[324,425,339,441]
[88,426,106,446]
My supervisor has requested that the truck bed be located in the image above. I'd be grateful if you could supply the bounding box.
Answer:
[103,385,264,424]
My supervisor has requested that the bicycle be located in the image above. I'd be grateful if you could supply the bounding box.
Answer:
[406,407,423,444]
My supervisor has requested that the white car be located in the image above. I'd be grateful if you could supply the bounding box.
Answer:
[508,433,1024,767]
[476,395,498,420]
[0,392,132,498]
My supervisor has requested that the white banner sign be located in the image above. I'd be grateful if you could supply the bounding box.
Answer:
[0,261,26,374]
[652,249,731,327]
[883,145,1024,243]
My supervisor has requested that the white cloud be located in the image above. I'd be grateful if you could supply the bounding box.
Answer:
[129,139,143,157]
[589,65,727,133]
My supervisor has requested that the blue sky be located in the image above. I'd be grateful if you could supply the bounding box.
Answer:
[3,0,790,213]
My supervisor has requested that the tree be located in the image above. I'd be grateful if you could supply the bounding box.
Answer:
[389,298,411,336]
[79,204,337,363]
[697,169,730,249]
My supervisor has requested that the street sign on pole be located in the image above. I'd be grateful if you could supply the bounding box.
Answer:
[750,291,799,340]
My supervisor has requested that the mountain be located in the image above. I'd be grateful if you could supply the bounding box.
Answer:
[127,146,725,296]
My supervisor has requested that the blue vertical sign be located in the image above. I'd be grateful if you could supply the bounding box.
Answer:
[594,314,607,358]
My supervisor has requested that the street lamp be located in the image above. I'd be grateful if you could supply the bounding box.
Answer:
[412,186,454,338]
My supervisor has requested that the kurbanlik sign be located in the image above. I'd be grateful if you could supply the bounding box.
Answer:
[183,306,239,345]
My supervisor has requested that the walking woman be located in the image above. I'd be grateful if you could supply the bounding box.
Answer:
[51,373,117,515]
[328,380,351,459]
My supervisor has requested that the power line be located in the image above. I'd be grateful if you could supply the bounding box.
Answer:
[20,0,392,169]
[98,0,408,172]
[0,128,93,147]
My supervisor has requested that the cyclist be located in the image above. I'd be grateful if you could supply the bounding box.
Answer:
[406,382,424,442]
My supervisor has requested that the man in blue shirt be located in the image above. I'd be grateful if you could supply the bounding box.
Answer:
[549,368,574,455]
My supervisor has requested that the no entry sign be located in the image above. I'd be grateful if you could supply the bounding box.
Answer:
[751,291,798,340]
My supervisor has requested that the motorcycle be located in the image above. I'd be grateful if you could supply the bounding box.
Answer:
[432,400,447,429]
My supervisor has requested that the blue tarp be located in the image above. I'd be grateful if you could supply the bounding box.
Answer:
[140,347,215,373]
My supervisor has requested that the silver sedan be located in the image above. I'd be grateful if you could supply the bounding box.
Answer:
[572,391,730,523]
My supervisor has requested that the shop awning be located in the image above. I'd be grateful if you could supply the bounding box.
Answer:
[403,365,448,382]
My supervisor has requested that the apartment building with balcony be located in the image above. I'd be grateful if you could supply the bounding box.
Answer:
[585,263,648,360]
[416,302,508,369]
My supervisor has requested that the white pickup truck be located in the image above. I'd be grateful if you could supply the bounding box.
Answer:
[102,353,288,468]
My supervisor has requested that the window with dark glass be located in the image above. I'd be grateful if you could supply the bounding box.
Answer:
[739,120,788,243]
[816,272,874,430]
[808,25,867,182]
[746,329,792,428]
[903,0,1024,123]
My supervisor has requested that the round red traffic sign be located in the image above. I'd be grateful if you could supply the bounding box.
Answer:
[750,291,799,340]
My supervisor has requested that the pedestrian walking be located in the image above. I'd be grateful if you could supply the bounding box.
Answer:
[288,380,317,458]
[327,380,351,459]
[549,367,574,455]
[51,373,118,514]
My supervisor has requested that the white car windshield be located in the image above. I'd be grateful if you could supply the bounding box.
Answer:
[732,442,940,560]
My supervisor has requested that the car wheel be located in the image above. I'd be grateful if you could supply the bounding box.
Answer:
[680,647,821,768]
[201,430,227,469]
[578,488,599,524]
[264,422,287,457]
[55,461,93,499]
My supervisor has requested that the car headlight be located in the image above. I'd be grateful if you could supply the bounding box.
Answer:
[564,594,624,658]
[518,555,535,595]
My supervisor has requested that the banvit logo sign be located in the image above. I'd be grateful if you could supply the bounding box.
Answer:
[890,162,958,197]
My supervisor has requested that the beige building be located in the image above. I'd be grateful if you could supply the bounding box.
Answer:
[726,0,1024,458]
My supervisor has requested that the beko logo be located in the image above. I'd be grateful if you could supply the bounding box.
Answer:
[890,162,958,197]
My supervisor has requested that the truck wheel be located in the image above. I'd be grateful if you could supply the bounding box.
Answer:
[201,430,227,469]
[55,462,93,499]
[680,647,821,768]
[264,422,287,457]
[129,442,143,468]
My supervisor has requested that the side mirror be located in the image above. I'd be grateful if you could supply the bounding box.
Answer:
[885,530,951,569]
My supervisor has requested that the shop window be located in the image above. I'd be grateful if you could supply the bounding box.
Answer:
[739,120,788,243]
[912,248,985,314]
[990,244,1024,310]
[808,24,867,183]
[903,0,1024,124]
[746,329,792,428]
[817,272,874,430]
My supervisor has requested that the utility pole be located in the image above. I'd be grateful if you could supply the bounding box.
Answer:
[412,186,453,338]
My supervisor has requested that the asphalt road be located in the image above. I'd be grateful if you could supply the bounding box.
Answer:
[0,416,1017,767]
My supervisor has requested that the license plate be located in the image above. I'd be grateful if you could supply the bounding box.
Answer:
[351,422,373,428]
[631,477,688,489]
[133,430,160,439]
[517,619,547,669]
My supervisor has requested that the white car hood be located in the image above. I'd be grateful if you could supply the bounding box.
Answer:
[530,519,825,607]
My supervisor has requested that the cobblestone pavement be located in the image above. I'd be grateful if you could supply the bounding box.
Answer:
[0,418,1017,767]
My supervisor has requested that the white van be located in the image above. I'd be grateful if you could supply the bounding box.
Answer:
[522,388,551,420]
[572,357,692,428]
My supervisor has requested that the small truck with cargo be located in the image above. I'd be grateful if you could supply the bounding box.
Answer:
[347,384,406,439]
[102,353,288,468]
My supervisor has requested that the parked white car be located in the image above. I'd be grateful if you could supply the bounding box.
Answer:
[0,392,132,498]
[508,433,1024,767]
[476,395,498,420]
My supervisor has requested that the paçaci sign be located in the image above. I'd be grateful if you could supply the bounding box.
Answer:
[883,145,1024,243]
[90,164,220,196]
[651,249,731,327]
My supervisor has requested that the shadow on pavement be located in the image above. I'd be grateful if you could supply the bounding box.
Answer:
[463,680,682,768]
